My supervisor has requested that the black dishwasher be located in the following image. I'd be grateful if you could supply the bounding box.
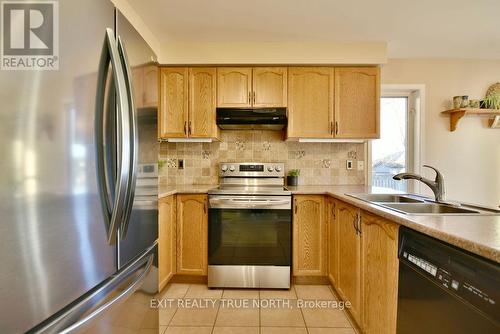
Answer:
[397,227,500,334]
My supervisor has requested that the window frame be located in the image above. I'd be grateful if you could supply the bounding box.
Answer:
[367,86,424,194]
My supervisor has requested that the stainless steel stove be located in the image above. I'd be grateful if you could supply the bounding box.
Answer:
[207,163,292,289]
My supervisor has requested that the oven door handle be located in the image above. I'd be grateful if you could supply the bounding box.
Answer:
[209,198,291,209]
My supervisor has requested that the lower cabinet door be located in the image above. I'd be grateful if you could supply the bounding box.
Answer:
[336,201,362,325]
[326,197,339,286]
[361,211,399,334]
[293,195,326,276]
[158,195,176,291]
[176,194,208,275]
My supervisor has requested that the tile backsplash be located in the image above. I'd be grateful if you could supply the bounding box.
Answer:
[159,131,366,186]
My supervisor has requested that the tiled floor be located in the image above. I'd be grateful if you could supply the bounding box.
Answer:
[83,284,357,334]
[158,284,358,334]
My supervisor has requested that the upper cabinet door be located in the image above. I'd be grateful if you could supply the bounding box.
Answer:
[252,67,287,107]
[142,65,158,108]
[288,67,334,138]
[217,67,252,107]
[189,68,217,138]
[132,67,144,108]
[334,67,380,139]
[159,67,188,138]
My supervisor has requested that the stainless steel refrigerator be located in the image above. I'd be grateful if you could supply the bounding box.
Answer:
[0,1,159,333]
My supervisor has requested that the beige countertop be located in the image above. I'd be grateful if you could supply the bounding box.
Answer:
[158,184,218,198]
[158,184,500,263]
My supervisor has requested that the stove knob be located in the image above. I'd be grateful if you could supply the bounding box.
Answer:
[275,165,282,172]
[221,165,228,172]
[229,165,236,172]
[267,166,274,172]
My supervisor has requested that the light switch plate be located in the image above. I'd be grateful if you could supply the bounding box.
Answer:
[346,160,353,170]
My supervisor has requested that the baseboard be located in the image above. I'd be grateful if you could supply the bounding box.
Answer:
[170,274,208,284]
[292,275,330,285]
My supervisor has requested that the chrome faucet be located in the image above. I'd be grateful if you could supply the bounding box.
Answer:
[393,165,446,202]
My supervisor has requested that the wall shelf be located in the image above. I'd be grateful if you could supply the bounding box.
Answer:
[441,108,500,131]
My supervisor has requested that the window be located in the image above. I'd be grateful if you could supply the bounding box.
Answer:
[371,97,409,191]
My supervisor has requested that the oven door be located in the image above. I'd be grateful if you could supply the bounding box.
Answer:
[208,195,292,266]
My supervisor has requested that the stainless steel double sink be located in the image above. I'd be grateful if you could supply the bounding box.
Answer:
[346,193,500,216]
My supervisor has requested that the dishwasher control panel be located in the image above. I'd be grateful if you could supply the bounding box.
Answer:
[403,251,437,276]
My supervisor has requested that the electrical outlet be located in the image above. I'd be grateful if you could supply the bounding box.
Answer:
[346,160,353,170]
[357,161,364,171]
[178,159,184,170]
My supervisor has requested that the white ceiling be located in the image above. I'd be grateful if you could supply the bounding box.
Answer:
[127,0,500,58]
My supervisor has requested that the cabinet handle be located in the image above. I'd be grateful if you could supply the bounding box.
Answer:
[332,203,336,220]
[330,121,334,135]
[294,200,298,214]
[188,121,192,135]
[248,91,251,104]
[253,91,256,104]
[184,121,187,135]
[335,121,339,135]
[352,214,358,234]
[357,214,362,235]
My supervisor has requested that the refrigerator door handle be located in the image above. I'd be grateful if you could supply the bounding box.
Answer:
[34,250,154,334]
[95,28,132,244]
[116,36,138,240]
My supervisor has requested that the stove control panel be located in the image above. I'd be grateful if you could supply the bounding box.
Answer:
[219,162,285,177]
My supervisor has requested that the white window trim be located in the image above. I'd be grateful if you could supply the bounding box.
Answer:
[366,84,426,194]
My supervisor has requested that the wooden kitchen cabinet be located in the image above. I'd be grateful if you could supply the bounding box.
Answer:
[326,197,339,286]
[159,67,188,138]
[188,67,218,138]
[252,67,287,107]
[159,67,218,139]
[217,67,287,108]
[142,65,159,107]
[217,67,253,107]
[132,65,158,109]
[334,67,380,138]
[293,195,326,276]
[158,195,176,291]
[336,200,362,325]
[287,67,334,138]
[176,194,208,276]
[360,211,399,334]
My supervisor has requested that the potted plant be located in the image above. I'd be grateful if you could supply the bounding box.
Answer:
[481,93,500,109]
[287,169,300,186]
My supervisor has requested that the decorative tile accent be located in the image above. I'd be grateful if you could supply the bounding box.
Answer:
[235,139,246,151]
[296,150,306,159]
[159,130,365,186]
[166,158,177,168]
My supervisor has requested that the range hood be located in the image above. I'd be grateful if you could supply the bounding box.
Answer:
[216,108,287,130]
